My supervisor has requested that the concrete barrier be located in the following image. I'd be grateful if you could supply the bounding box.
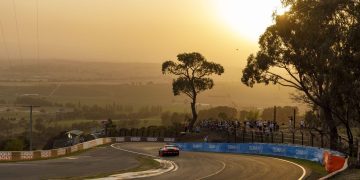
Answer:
[20,151,33,160]
[0,152,12,160]
[57,148,66,156]
[115,137,125,142]
[130,137,141,142]
[175,142,348,177]
[323,151,346,173]
[40,150,51,158]
[175,142,344,164]
[0,136,176,161]
[147,137,158,142]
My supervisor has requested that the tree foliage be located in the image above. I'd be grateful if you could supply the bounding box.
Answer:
[241,0,360,151]
[3,138,25,151]
[162,52,224,130]
[162,52,224,98]
[198,106,237,121]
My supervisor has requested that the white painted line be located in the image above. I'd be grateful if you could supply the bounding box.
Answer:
[110,143,157,158]
[64,157,78,160]
[196,160,226,180]
[110,143,178,172]
[88,143,178,179]
[269,157,306,180]
[93,159,177,180]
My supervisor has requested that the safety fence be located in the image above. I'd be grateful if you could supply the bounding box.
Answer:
[177,142,340,163]
[175,142,347,173]
[116,127,358,156]
[0,136,175,161]
[203,128,358,157]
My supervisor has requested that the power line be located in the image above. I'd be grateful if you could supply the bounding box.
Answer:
[12,0,23,64]
[0,20,12,68]
[36,0,40,63]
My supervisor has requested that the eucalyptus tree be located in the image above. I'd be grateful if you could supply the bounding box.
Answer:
[162,52,224,130]
[241,0,360,150]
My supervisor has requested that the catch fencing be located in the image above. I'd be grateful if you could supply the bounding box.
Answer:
[205,128,358,157]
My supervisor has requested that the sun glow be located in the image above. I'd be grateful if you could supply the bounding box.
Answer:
[212,0,287,41]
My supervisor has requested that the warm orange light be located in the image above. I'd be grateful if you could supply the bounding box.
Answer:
[211,0,288,41]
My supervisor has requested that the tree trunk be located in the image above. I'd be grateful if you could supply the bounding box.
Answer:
[189,99,198,131]
[324,107,339,150]
[345,122,354,156]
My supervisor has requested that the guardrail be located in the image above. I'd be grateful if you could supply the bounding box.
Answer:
[0,136,175,161]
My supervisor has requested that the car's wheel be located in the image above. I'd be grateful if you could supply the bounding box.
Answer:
[159,151,163,157]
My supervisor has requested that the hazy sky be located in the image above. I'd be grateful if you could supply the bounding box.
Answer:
[0,0,284,67]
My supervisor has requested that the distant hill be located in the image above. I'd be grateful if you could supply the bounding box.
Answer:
[0,60,306,113]
[0,60,167,83]
[0,60,244,83]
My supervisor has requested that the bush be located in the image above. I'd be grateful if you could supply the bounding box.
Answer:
[3,139,25,151]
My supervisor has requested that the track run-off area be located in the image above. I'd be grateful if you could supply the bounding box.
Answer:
[0,142,306,180]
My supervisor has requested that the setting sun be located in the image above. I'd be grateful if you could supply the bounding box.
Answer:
[212,0,287,40]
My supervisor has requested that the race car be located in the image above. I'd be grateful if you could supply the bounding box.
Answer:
[158,144,180,157]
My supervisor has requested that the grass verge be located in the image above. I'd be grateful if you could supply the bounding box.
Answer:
[275,157,327,180]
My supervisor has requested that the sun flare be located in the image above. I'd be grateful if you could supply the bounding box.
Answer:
[212,0,287,41]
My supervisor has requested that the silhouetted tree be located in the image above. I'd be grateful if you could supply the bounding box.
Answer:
[162,52,224,130]
[241,0,360,150]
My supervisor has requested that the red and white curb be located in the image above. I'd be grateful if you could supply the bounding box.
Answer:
[319,157,349,180]
[89,144,178,180]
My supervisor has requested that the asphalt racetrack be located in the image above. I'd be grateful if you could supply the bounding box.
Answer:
[0,142,306,180]
[113,142,306,180]
[0,146,140,180]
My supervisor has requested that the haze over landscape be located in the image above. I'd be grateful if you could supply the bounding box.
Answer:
[0,0,302,111]
[0,0,359,179]
[0,0,283,65]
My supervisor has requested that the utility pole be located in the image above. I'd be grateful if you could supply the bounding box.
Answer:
[23,105,39,151]
[293,108,296,130]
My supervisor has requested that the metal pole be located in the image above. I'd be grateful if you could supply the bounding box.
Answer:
[22,105,39,151]
[251,131,254,143]
[311,133,314,146]
[321,133,324,148]
[293,108,296,130]
[234,125,237,143]
[29,106,32,151]
[292,132,295,144]
[242,130,245,142]
[357,139,360,166]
